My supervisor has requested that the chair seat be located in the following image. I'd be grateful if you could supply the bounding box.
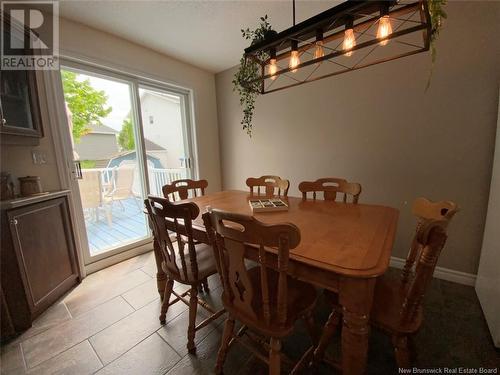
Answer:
[223,267,317,338]
[162,242,217,284]
[324,273,423,334]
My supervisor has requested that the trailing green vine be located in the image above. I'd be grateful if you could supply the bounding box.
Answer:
[233,16,274,136]
[426,0,447,90]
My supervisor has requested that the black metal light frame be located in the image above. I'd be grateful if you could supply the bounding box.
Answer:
[242,0,432,94]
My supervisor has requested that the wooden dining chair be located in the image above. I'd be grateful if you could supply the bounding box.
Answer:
[313,197,459,368]
[246,175,290,197]
[144,195,225,353]
[162,179,208,201]
[203,209,318,375]
[298,177,361,203]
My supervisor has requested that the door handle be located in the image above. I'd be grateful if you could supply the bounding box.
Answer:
[10,219,18,226]
[73,161,83,179]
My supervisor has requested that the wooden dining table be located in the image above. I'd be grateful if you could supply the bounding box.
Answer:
[150,190,399,375]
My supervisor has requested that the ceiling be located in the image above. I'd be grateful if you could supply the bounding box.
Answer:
[59,0,340,73]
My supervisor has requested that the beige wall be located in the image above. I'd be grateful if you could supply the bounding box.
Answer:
[1,17,221,195]
[215,1,500,275]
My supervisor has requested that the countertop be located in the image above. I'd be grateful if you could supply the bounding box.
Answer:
[0,190,71,210]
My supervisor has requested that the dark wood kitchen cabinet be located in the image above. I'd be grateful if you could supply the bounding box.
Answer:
[0,69,43,141]
[0,191,81,341]
[0,14,44,145]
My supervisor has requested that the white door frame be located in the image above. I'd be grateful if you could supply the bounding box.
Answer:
[51,56,198,274]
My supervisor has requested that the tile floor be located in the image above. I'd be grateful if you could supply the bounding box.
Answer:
[1,252,498,375]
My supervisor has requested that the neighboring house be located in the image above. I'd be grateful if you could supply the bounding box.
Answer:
[74,123,119,167]
[140,91,185,168]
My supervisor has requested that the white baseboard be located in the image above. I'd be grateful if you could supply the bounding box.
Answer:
[390,257,477,286]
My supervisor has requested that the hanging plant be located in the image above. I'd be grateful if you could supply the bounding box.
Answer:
[233,15,275,136]
[426,0,447,89]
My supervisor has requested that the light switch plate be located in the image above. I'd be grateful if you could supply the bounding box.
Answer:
[32,150,47,164]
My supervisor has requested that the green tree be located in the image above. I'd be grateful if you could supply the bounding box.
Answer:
[61,70,112,142]
[118,117,135,151]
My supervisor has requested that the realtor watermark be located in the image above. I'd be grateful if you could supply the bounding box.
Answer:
[399,367,498,374]
[1,0,59,70]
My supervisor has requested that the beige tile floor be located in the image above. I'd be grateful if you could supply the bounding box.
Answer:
[0,252,227,375]
[1,251,499,375]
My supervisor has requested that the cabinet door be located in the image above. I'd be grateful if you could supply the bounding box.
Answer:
[0,70,43,139]
[8,197,79,317]
[0,15,43,139]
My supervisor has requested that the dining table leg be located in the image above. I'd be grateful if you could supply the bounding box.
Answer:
[339,277,376,375]
[153,238,167,297]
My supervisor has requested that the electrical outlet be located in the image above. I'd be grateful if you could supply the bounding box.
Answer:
[31,150,47,165]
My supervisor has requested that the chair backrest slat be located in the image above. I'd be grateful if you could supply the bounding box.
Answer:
[259,244,271,325]
[162,179,208,201]
[246,175,290,197]
[298,177,361,203]
[399,197,458,325]
[145,195,200,282]
[203,209,300,328]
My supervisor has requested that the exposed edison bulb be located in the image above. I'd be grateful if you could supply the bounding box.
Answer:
[314,41,325,59]
[343,28,356,56]
[268,58,278,80]
[289,50,300,72]
[377,15,392,46]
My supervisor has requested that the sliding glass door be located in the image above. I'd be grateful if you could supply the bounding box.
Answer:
[60,63,194,265]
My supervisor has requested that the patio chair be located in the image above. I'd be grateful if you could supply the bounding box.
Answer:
[79,169,112,226]
[106,164,139,209]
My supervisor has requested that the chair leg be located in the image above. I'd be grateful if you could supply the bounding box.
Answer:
[105,205,112,226]
[313,308,341,363]
[187,285,198,353]
[214,317,235,375]
[392,334,411,368]
[133,196,141,210]
[269,338,282,375]
[304,312,319,346]
[159,279,174,324]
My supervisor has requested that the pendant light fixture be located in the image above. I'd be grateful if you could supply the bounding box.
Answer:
[342,17,356,56]
[314,29,325,59]
[289,40,300,72]
[377,3,393,46]
[268,49,278,80]
[288,2,300,73]
[242,0,432,94]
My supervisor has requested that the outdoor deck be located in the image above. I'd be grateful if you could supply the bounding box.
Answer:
[85,197,149,256]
